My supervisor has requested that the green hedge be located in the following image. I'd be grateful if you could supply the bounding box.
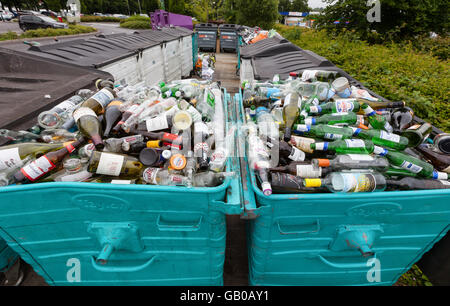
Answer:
[275,25,450,132]
[80,15,123,23]
[119,15,151,24]
[0,25,96,41]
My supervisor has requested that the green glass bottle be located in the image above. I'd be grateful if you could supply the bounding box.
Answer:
[361,103,394,132]
[373,146,448,180]
[282,92,300,142]
[87,151,145,178]
[401,123,433,147]
[311,139,375,154]
[301,112,357,126]
[293,124,354,141]
[352,127,409,150]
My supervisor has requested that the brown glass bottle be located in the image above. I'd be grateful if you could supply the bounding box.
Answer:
[270,161,332,178]
[416,144,450,173]
[13,137,85,184]
[269,172,329,194]
[386,177,450,191]
[103,100,123,137]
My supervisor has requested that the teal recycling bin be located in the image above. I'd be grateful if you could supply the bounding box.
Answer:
[235,91,450,286]
[0,90,244,286]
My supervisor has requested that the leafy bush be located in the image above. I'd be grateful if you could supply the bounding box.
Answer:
[275,25,450,132]
[80,15,123,23]
[119,15,151,24]
[0,25,96,41]
[0,31,19,41]
[120,20,151,29]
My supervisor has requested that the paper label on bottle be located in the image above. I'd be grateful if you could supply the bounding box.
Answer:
[146,115,169,132]
[345,139,365,148]
[380,131,401,143]
[290,136,314,154]
[407,124,421,131]
[301,70,318,81]
[288,147,306,162]
[296,165,322,178]
[96,153,124,176]
[90,88,114,110]
[111,180,132,184]
[346,154,374,161]
[304,118,314,126]
[194,122,210,135]
[127,104,140,115]
[309,106,320,113]
[56,100,77,112]
[400,161,423,174]
[440,180,450,186]
[142,167,159,184]
[21,156,55,181]
[324,133,343,140]
[335,101,355,113]
[333,173,376,193]
[73,107,97,122]
[0,148,22,171]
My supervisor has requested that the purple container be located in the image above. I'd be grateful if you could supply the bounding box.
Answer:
[151,9,193,31]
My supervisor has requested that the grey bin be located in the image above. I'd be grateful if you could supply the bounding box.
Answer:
[0,47,112,131]
[219,24,238,53]
[195,23,218,53]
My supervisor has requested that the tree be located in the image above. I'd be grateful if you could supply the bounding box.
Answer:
[291,0,309,12]
[278,0,291,12]
[236,0,279,29]
[219,0,238,23]
[316,0,449,41]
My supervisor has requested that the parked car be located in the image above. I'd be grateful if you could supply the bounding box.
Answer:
[0,10,14,21]
[40,10,58,18]
[19,14,68,31]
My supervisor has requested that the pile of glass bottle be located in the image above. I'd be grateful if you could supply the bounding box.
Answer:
[0,78,232,188]
[242,71,450,195]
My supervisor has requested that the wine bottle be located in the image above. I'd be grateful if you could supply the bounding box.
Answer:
[141,167,188,186]
[270,162,332,178]
[304,171,386,193]
[401,123,433,147]
[352,128,409,150]
[87,151,144,178]
[193,122,210,171]
[416,144,450,173]
[13,138,85,184]
[269,171,329,194]
[278,140,306,162]
[301,70,340,83]
[73,107,104,150]
[103,100,124,137]
[0,142,66,172]
[373,146,448,180]
[311,139,375,154]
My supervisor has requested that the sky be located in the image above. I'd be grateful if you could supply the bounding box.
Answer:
[308,0,329,9]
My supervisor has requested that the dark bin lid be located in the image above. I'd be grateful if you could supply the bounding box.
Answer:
[195,23,218,32]
[240,36,289,58]
[0,47,112,130]
[160,26,193,37]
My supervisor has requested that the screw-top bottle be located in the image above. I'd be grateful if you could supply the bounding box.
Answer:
[282,92,301,142]
[13,138,85,184]
[300,112,358,126]
[294,124,355,141]
[373,146,448,180]
[352,127,409,150]
[269,171,329,194]
[401,122,433,147]
[361,103,394,133]
[311,139,375,154]
[87,151,144,178]
[303,171,386,193]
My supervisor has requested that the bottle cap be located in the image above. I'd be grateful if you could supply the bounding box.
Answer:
[261,182,272,196]
[304,179,322,188]
[161,150,172,160]
[147,140,163,148]
[139,148,159,166]
[358,123,370,130]
[172,111,193,131]
[170,154,187,170]
[316,159,331,167]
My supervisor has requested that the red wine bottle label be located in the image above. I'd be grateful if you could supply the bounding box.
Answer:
[96,153,124,176]
[0,148,22,171]
[21,156,55,181]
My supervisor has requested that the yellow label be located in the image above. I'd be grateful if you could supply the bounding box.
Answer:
[146,140,162,148]
[109,100,123,107]
[304,179,322,188]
